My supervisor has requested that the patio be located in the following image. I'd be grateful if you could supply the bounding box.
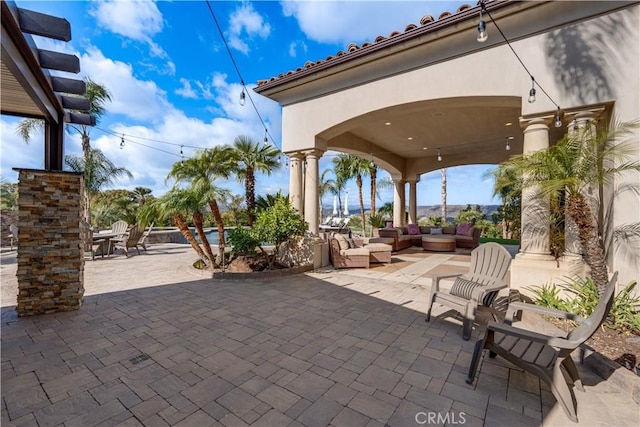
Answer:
[1,244,638,426]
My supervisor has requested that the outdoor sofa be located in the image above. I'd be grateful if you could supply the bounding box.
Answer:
[329,233,392,269]
[377,224,480,252]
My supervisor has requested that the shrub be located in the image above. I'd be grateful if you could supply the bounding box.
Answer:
[527,277,640,333]
[227,227,259,256]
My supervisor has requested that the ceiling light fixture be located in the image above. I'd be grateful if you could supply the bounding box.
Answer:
[385,122,391,126]
[477,2,488,43]
[505,137,511,151]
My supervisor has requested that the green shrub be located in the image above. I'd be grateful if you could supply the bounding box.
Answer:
[227,227,260,256]
[527,277,640,333]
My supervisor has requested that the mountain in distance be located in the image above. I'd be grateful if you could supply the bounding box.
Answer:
[323,204,501,220]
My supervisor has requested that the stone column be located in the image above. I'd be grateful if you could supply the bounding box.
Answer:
[392,177,405,227]
[15,169,85,316]
[517,118,554,259]
[288,152,305,213]
[407,179,418,224]
[304,149,322,234]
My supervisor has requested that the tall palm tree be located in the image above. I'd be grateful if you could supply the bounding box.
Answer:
[230,135,281,225]
[65,148,132,222]
[17,78,112,223]
[489,164,521,239]
[333,154,370,232]
[441,168,447,223]
[319,169,336,219]
[167,146,233,264]
[368,163,378,216]
[499,119,639,294]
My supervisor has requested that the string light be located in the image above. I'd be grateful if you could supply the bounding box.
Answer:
[437,148,442,162]
[505,137,511,151]
[528,77,536,103]
[120,135,125,149]
[264,129,268,144]
[239,88,246,106]
[554,107,563,128]
[477,2,488,43]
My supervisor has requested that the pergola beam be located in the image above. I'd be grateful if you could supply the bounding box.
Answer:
[17,8,71,41]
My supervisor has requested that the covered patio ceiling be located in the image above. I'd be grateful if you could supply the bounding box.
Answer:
[319,96,566,176]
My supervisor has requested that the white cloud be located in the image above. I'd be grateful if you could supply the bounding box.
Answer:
[228,3,271,54]
[288,40,308,58]
[175,78,198,99]
[281,1,465,46]
[90,0,170,60]
[80,47,176,122]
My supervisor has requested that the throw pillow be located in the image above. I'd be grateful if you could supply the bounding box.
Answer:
[450,277,497,306]
[334,234,349,251]
[406,223,421,235]
[431,228,443,235]
[468,226,477,237]
[456,223,472,236]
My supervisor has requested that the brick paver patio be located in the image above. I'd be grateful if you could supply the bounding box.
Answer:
[1,244,637,426]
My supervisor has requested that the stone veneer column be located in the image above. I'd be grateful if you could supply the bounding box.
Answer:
[303,149,322,234]
[407,179,418,224]
[15,169,85,316]
[288,152,304,213]
[392,177,405,227]
[517,118,554,259]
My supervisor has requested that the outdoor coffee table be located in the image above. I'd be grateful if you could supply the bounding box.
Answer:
[422,235,456,252]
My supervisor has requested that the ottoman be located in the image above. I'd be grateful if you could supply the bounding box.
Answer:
[422,235,456,252]
[365,243,392,264]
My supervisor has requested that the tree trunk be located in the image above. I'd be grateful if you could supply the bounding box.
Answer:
[174,213,209,266]
[370,167,377,216]
[82,132,91,223]
[357,175,366,234]
[246,167,256,226]
[567,192,609,294]
[208,200,226,263]
[441,168,447,223]
[193,212,216,267]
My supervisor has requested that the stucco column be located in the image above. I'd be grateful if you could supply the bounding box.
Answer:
[303,149,322,234]
[407,179,418,224]
[288,152,304,213]
[517,118,554,259]
[392,176,405,227]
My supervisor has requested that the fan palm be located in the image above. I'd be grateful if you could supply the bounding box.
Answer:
[333,154,370,232]
[167,146,233,264]
[499,119,639,294]
[230,135,281,225]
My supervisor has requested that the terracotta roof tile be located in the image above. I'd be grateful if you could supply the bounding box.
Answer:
[256,2,501,88]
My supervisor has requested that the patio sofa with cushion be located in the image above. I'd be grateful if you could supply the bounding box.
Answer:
[377,224,480,251]
[329,233,392,268]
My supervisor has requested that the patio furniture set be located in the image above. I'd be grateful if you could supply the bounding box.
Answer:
[375,224,481,252]
[82,220,153,260]
[328,230,618,423]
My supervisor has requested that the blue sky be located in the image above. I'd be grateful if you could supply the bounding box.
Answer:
[0,0,500,208]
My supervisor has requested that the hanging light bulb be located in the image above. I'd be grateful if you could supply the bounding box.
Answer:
[554,107,563,128]
[180,145,184,159]
[477,4,488,43]
[264,129,268,144]
[505,137,511,151]
[437,149,442,162]
[528,77,536,103]
[239,88,246,106]
[120,136,125,149]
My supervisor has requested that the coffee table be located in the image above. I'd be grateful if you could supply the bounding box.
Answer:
[422,235,456,252]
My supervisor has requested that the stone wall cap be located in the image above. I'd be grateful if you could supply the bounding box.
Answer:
[13,168,83,176]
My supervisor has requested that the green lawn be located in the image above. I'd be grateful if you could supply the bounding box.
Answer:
[480,237,520,245]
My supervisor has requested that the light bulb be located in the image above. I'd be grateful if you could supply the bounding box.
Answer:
[528,87,536,103]
[477,20,488,43]
[554,108,562,128]
[239,89,246,106]
[505,140,511,151]
[120,137,125,149]
[437,150,442,162]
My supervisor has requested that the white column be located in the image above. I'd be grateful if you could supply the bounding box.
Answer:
[392,177,405,227]
[304,149,322,234]
[408,179,418,224]
[518,118,553,259]
[288,152,304,213]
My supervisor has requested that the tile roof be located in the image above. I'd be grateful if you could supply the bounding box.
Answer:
[255,1,509,91]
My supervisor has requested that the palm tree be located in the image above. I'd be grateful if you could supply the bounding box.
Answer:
[167,146,234,264]
[230,135,281,226]
[368,163,378,216]
[17,78,112,223]
[489,164,521,239]
[65,148,132,222]
[319,169,336,218]
[333,154,370,232]
[441,168,447,223]
[499,119,639,294]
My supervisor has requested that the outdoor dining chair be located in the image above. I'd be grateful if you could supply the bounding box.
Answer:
[112,224,144,257]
